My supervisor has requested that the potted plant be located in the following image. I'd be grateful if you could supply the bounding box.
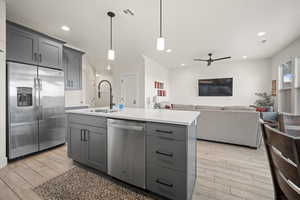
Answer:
[254,92,275,112]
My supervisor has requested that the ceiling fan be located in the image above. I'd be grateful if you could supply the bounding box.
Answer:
[194,53,231,66]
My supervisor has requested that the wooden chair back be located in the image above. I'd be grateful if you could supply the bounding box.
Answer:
[261,121,300,199]
[279,113,300,134]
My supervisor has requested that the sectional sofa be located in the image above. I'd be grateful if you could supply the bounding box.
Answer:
[164,104,261,148]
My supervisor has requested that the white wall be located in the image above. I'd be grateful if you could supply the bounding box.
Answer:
[111,55,145,108]
[169,59,272,106]
[0,0,6,168]
[65,55,96,107]
[144,56,170,108]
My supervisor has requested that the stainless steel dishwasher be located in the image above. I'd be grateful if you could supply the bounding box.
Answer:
[107,119,146,188]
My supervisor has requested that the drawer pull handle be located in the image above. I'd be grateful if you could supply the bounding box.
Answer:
[156,150,173,157]
[156,130,173,134]
[156,179,173,188]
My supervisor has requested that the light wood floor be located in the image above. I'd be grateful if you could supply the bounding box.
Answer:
[0,141,274,200]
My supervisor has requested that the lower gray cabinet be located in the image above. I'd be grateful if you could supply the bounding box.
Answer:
[85,126,107,172]
[68,123,84,162]
[67,121,107,173]
[147,164,186,200]
[146,122,197,200]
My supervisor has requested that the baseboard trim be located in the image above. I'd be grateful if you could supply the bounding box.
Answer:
[0,156,7,168]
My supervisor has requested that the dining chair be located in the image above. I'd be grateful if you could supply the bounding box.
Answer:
[278,113,300,136]
[260,120,300,199]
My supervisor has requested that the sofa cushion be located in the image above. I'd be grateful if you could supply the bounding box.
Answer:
[223,106,255,111]
[194,105,224,110]
[172,104,195,111]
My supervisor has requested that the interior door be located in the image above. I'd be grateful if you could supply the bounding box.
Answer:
[7,62,38,159]
[38,67,65,151]
[121,74,138,108]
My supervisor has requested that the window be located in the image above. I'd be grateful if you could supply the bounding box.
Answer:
[280,61,293,89]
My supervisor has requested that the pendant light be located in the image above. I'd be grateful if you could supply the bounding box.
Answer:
[107,11,116,60]
[156,0,165,51]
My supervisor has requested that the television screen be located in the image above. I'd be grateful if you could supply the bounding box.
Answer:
[198,78,233,96]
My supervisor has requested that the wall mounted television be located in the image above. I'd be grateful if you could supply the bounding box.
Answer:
[198,78,233,96]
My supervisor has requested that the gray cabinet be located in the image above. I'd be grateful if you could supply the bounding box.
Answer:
[6,23,38,65]
[146,122,197,200]
[63,46,84,90]
[85,126,107,172]
[68,123,84,162]
[6,22,64,69]
[39,37,63,69]
[67,114,107,172]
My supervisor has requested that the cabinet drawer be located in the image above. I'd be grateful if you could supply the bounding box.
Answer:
[147,135,186,172]
[147,122,187,141]
[147,164,186,200]
[68,114,106,128]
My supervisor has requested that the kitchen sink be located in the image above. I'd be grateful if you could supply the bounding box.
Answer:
[90,109,117,113]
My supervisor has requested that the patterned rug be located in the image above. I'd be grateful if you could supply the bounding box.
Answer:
[34,167,156,200]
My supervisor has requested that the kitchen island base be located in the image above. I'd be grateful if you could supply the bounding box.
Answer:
[66,109,198,200]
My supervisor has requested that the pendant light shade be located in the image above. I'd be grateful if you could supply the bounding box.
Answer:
[108,49,115,60]
[107,11,116,60]
[157,37,165,51]
[157,0,165,51]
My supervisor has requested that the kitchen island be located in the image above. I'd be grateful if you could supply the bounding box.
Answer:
[66,108,200,200]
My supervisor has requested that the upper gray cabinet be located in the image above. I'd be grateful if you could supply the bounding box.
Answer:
[38,37,63,69]
[6,23,38,65]
[63,46,84,90]
[6,22,64,69]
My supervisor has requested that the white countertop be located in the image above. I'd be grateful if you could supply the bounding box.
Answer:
[66,107,200,125]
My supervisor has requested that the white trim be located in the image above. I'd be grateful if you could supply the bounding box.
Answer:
[0,156,7,169]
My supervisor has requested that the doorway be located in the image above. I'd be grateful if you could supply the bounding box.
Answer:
[120,73,139,108]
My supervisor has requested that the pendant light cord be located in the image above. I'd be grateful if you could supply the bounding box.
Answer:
[160,0,162,37]
[110,16,113,49]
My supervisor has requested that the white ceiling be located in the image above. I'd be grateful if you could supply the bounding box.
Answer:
[6,0,300,70]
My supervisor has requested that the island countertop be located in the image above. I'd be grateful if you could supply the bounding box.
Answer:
[66,107,200,125]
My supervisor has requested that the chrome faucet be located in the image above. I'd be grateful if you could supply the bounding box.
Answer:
[98,80,114,110]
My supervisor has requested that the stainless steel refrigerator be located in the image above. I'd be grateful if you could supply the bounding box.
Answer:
[7,62,65,159]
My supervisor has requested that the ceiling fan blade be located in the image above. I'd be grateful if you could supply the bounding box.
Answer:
[194,59,208,62]
[212,56,231,61]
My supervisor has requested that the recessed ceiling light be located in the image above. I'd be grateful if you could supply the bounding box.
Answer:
[243,56,248,59]
[181,63,186,66]
[257,32,266,37]
[61,25,70,31]
[166,49,172,53]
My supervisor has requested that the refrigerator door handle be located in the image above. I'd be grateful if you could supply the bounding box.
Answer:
[38,79,43,90]
[39,105,43,121]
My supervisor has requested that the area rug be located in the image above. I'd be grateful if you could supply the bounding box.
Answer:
[34,166,156,200]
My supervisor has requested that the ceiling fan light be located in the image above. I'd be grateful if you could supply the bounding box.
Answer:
[156,37,165,51]
[108,49,115,60]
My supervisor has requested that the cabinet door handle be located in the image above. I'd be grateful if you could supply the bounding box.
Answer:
[84,130,89,141]
[156,130,173,134]
[80,129,84,141]
[39,54,42,63]
[34,53,38,62]
[155,150,173,157]
[156,179,173,188]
